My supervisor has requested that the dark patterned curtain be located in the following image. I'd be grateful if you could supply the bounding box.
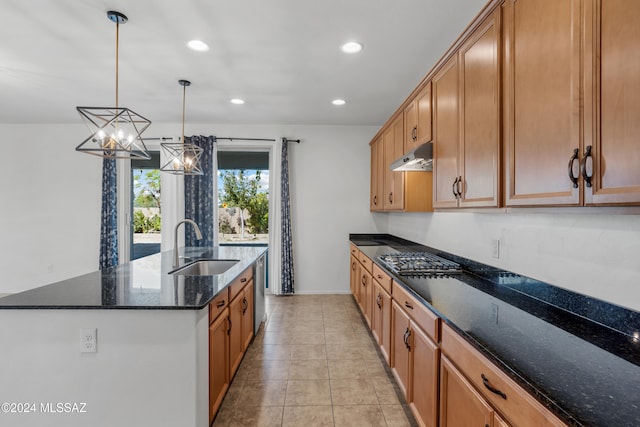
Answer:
[99,158,118,270]
[184,135,215,246]
[281,138,295,294]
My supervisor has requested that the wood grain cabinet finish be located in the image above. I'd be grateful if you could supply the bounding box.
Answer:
[350,254,359,297]
[433,9,501,209]
[370,136,385,210]
[228,291,244,379]
[371,280,392,364]
[383,114,406,210]
[360,266,373,327]
[583,0,640,205]
[503,0,583,206]
[391,300,412,398]
[209,308,230,425]
[404,82,433,154]
[241,280,254,351]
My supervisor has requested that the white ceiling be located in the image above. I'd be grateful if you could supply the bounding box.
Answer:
[1,0,487,126]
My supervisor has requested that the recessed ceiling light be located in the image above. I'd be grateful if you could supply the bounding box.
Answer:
[230,98,245,105]
[341,41,363,54]
[332,99,346,106]
[186,40,209,52]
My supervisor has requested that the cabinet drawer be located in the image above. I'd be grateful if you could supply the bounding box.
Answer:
[358,252,373,273]
[209,290,229,324]
[441,323,566,427]
[229,266,253,301]
[372,263,392,294]
[392,281,439,342]
[350,244,360,257]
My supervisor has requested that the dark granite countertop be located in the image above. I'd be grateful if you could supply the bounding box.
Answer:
[0,246,267,310]
[350,233,640,427]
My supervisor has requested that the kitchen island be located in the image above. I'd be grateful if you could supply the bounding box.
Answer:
[0,245,266,427]
[350,234,640,427]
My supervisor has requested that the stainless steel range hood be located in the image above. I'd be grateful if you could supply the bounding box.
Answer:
[390,142,433,171]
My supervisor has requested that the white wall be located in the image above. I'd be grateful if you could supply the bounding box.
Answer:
[0,123,377,297]
[0,124,102,294]
[378,211,640,312]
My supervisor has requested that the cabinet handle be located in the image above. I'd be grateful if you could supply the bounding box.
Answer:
[241,277,247,283]
[457,176,462,198]
[404,301,413,310]
[580,145,593,188]
[403,327,411,350]
[412,126,417,142]
[376,293,382,309]
[242,297,248,314]
[452,177,459,198]
[388,192,393,203]
[361,276,366,286]
[216,300,225,308]
[227,317,232,335]
[567,148,579,189]
[373,195,377,206]
[352,262,357,272]
[481,374,507,399]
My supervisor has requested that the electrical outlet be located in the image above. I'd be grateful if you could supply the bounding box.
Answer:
[80,328,97,353]
[491,239,500,259]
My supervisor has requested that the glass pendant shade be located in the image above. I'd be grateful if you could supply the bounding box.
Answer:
[76,107,151,159]
[76,11,151,160]
[160,79,204,175]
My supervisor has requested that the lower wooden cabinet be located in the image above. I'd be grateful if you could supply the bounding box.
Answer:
[229,280,254,379]
[440,355,499,427]
[241,280,254,351]
[359,266,373,327]
[350,254,360,302]
[371,281,392,364]
[391,300,411,398]
[209,307,230,424]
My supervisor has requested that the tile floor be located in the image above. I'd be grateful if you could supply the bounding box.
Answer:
[212,294,418,427]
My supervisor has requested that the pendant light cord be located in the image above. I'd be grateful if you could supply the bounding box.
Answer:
[182,83,186,145]
[115,20,119,109]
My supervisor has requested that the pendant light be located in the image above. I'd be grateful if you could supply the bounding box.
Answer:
[76,11,151,160]
[160,80,204,175]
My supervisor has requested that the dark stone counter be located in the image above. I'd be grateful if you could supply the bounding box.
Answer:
[0,246,267,310]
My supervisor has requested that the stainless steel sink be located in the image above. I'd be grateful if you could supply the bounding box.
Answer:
[169,259,239,276]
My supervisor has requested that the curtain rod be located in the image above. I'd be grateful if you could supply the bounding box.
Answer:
[145,136,277,142]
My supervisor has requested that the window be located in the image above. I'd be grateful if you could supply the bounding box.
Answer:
[217,151,269,245]
[131,152,162,260]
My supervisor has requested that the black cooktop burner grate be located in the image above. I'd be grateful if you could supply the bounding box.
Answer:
[378,252,462,277]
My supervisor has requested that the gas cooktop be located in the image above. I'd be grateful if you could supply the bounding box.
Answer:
[378,252,462,277]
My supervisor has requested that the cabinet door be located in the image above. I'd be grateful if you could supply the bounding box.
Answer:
[410,322,439,427]
[228,293,244,378]
[360,267,373,327]
[384,114,406,210]
[503,0,582,206]
[378,286,392,364]
[406,84,434,154]
[459,9,501,208]
[209,309,229,424]
[584,0,640,205]
[440,355,494,427]
[241,281,254,351]
[433,55,461,208]
[391,300,411,398]
[370,136,384,210]
[349,255,359,297]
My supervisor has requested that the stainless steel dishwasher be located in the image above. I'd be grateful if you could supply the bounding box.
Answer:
[253,252,267,334]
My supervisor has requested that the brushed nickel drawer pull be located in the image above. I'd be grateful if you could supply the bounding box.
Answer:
[481,374,507,399]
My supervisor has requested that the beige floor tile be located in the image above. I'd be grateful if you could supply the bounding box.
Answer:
[328,359,370,379]
[253,344,293,360]
[220,379,244,410]
[325,343,363,360]
[237,381,287,406]
[246,358,291,381]
[292,322,324,333]
[360,344,383,360]
[381,404,416,427]
[262,332,296,345]
[292,332,326,345]
[288,359,329,380]
[330,378,379,405]
[229,406,284,427]
[324,330,355,344]
[372,376,402,405]
[211,404,233,427]
[364,358,390,378]
[333,405,387,427]
[285,379,332,406]
[266,319,298,332]
[291,344,327,360]
[282,405,334,427]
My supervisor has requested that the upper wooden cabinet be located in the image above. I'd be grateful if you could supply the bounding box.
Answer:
[433,9,501,209]
[370,136,384,210]
[404,82,433,154]
[503,0,583,206]
[583,0,640,205]
[383,114,406,210]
